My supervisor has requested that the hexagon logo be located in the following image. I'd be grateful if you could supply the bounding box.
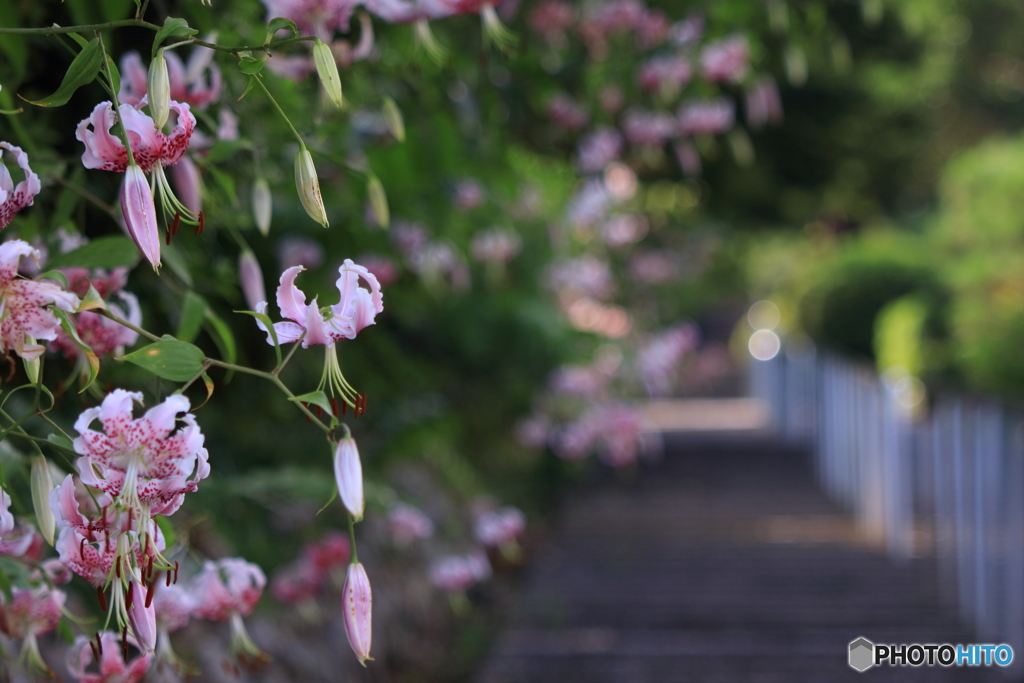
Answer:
[849,637,875,672]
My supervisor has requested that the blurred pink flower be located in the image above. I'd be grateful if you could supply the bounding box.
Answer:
[471,227,521,264]
[278,236,325,271]
[119,49,222,110]
[621,108,677,147]
[746,77,783,129]
[639,324,700,397]
[629,249,681,284]
[514,413,551,449]
[453,178,485,211]
[700,35,749,83]
[0,142,40,230]
[191,558,266,621]
[473,506,525,547]
[52,293,140,360]
[576,127,623,174]
[669,15,704,46]
[637,55,692,94]
[429,551,491,592]
[547,94,589,131]
[677,98,735,136]
[67,631,152,683]
[263,0,361,39]
[528,0,575,44]
[0,240,80,360]
[0,585,65,640]
[387,503,434,546]
[356,253,399,286]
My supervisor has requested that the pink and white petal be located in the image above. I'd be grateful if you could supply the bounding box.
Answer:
[0,239,37,283]
[31,280,80,312]
[141,394,190,436]
[271,320,306,345]
[276,266,310,322]
[0,488,13,536]
[348,289,379,335]
[118,51,149,105]
[300,302,332,348]
[162,101,196,166]
[76,102,129,172]
[97,389,144,438]
[0,143,40,210]
[119,105,165,172]
[164,51,188,102]
[49,475,88,531]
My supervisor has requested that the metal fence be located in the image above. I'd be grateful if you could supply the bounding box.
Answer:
[750,344,1024,653]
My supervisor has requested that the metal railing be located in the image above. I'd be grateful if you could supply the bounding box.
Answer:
[751,344,1024,652]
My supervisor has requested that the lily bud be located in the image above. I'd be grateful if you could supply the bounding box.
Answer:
[30,456,54,546]
[121,164,161,269]
[171,155,202,216]
[382,96,404,143]
[238,250,266,312]
[342,562,373,665]
[148,50,171,129]
[128,578,158,652]
[313,39,344,109]
[333,436,364,521]
[294,148,329,228]
[366,175,389,229]
[252,177,272,236]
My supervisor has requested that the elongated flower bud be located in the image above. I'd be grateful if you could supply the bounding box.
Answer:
[148,50,171,129]
[334,436,364,521]
[294,148,329,228]
[342,562,373,665]
[128,578,157,652]
[313,39,343,109]
[238,250,266,312]
[367,176,389,229]
[30,456,54,546]
[171,155,202,216]
[252,177,272,236]
[121,164,161,269]
[382,96,404,143]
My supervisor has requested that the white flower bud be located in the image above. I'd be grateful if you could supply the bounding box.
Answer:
[313,39,344,109]
[367,175,389,229]
[382,96,404,142]
[148,50,171,129]
[334,436,364,521]
[30,455,55,546]
[252,177,272,236]
[294,148,329,228]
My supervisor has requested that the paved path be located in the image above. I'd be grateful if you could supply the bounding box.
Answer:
[474,434,1016,683]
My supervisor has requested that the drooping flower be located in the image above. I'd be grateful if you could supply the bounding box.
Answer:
[677,98,735,136]
[77,101,195,174]
[238,250,266,313]
[0,585,67,677]
[429,551,491,593]
[0,142,40,231]
[190,558,268,666]
[342,562,373,664]
[263,0,361,40]
[256,260,383,348]
[636,55,692,95]
[120,165,162,270]
[0,240,80,360]
[152,583,197,673]
[72,391,209,524]
[67,631,153,683]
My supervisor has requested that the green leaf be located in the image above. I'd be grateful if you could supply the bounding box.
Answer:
[197,371,215,409]
[51,307,100,391]
[0,4,27,79]
[46,434,75,453]
[238,75,259,101]
[153,17,199,56]
[36,270,68,290]
[45,236,139,270]
[57,617,75,645]
[317,486,337,514]
[236,310,282,367]
[177,292,206,344]
[155,516,177,548]
[21,39,103,107]
[203,139,250,164]
[204,309,237,364]
[238,56,266,75]
[0,567,11,602]
[289,390,332,415]
[118,338,206,382]
[105,56,121,99]
[267,17,299,37]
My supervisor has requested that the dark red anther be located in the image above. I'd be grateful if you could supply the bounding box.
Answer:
[173,561,180,584]
[195,211,205,235]
[361,392,367,415]
[89,640,99,662]
[121,626,129,661]
[79,538,87,558]
[171,212,181,236]
[96,586,108,611]
[126,581,135,610]
[145,577,157,608]
[302,402,311,423]
[165,225,173,246]
[115,556,122,580]
[316,404,323,418]
[166,568,172,587]
[341,399,347,415]
[331,397,339,418]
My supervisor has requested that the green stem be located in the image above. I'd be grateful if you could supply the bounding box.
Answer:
[274,338,303,374]
[0,20,160,35]
[252,76,306,148]
[96,33,138,166]
[35,412,73,443]
[203,359,330,433]
[98,309,161,343]
[347,512,359,564]
[50,173,119,221]
[190,35,316,55]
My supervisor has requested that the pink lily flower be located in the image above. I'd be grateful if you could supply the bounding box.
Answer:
[67,631,153,683]
[700,34,750,83]
[77,101,195,174]
[256,259,383,348]
[429,551,491,593]
[0,142,40,231]
[677,98,735,137]
[0,486,40,557]
[152,583,196,673]
[0,585,66,677]
[0,240,80,360]
[473,506,525,547]
[386,503,434,546]
[120,165,162,269]
[119,49,222,110]
[238,250,266,313]
[342,562,373,664]
[51,291,141,360]
[191,558,268,666]
[72,391,210,523]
